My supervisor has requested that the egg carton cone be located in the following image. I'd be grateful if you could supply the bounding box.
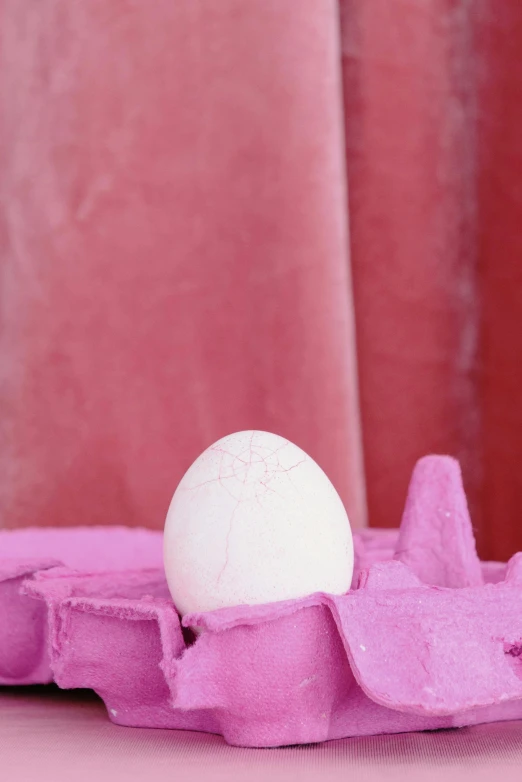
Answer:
[1,455,521,747]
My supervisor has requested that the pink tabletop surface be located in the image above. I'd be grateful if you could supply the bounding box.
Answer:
[2,687,522,782]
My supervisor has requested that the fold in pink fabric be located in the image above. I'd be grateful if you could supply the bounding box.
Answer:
[341,0,522,560]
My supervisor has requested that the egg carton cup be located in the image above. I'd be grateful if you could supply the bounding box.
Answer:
[1,455,521,747]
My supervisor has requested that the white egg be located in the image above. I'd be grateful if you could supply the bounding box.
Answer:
[163,430,353,615]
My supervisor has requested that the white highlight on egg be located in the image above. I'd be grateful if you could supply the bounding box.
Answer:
[163,430,354,615]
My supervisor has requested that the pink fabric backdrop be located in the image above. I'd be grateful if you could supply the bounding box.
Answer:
[0,0,366,532]
[341,0,522,561]
[342,0,479,534]
[1,1,522,560]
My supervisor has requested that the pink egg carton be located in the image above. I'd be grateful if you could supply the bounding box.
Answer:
[2,455,521,747]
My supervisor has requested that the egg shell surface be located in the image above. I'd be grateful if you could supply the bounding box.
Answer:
[164,430,354,615]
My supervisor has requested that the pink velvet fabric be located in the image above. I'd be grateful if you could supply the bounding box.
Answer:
[475,3,522,562]
[341,0,522,560]
[341,0,480,539]
[2,0,522,562]
[0,0,365,532]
